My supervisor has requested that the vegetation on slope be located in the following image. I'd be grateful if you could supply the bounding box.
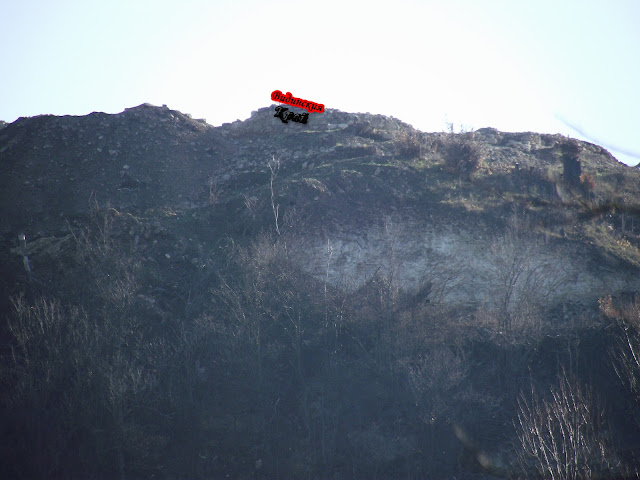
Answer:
[2,105,640,478]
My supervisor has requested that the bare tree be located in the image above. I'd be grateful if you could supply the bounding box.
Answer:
[603,297,640,396]
[601,295,640,429]
[3,294,157,479]
[514,370,617,479]
[268,156,281,235]
[2,199,167,478]
[381,216,466,307]
[406,346,469,476]
[489,211,568,336]
[407,346,467,426]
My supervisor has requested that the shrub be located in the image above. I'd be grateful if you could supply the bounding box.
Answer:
[580,172,596,191]
[395,130,422,158]
[440,137,485,180]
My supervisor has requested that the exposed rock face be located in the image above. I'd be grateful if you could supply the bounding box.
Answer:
[292,218,639,307]
[1,103,639,310]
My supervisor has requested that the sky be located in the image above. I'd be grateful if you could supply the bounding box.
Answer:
[1,0,639,166]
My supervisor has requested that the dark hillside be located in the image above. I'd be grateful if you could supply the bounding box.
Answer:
[1,104,640,479]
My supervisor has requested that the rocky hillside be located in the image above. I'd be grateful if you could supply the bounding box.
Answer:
[2,103,639,308]
[2,104,640,479]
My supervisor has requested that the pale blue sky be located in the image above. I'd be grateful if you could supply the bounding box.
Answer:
[2,0,639,165]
